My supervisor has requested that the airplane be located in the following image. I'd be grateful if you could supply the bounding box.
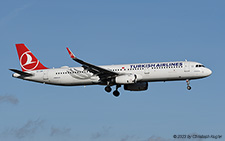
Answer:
[10,44,212,97]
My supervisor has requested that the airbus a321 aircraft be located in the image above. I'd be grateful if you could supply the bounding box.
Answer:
[10,44,212,97]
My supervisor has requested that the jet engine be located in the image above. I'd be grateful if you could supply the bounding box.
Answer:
[124,82,148,91]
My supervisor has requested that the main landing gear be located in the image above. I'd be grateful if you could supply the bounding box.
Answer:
[105,85,112,93]
[104,84,121,97]
[105,81,112,93]
[113,85,121,97]
[186,79,191,90]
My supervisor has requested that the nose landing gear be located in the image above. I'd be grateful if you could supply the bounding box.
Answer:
[186,79,191,90]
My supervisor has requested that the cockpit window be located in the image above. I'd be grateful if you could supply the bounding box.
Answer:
[196,64,205,67]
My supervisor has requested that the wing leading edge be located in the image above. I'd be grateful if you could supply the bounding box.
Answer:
[66,48,118,79]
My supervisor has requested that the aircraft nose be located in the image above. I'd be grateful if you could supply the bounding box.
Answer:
[206,68,212,76]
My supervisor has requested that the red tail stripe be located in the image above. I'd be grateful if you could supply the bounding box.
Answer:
[15,44,48,72]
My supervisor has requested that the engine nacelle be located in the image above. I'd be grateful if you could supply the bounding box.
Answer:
[115,74,137,84]
[124,82,148,91]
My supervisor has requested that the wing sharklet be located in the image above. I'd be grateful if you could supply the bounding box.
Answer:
[66,47,76,59]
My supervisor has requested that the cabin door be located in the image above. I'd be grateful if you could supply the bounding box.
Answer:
[184,62,190,72]
[43,70,49,82]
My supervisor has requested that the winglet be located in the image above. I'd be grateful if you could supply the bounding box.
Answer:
[66,47,76,59]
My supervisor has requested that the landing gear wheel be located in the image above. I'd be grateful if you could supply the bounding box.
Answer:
[113,90,120,97]
[187,86,191,90]
[105,86,112,93]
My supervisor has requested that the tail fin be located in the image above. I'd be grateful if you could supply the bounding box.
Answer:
[15,44,48,71]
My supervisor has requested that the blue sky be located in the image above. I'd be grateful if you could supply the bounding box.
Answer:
[0,0,224,141]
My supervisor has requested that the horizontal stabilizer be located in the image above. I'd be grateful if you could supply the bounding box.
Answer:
[9,69,33,77]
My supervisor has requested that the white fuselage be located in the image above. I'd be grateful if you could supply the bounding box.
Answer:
[14,61,212,86]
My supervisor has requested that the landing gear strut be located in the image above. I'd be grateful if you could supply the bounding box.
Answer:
[186,79,191,90]
[113,85,121,97]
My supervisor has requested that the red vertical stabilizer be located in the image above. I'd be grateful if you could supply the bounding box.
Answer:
[15,44,48,71]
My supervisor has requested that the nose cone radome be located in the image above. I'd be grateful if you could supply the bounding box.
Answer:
[205,68,212,76]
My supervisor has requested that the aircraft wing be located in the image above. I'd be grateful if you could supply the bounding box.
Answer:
[66,48,118,79]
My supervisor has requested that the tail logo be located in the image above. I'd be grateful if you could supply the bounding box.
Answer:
[20,51,39,71]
